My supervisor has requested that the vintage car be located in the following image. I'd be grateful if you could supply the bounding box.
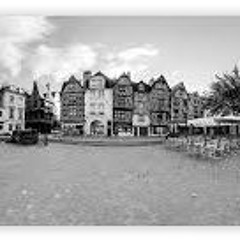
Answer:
[9,129,39,145]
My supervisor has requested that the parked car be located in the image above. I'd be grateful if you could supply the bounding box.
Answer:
[9,129,39,145]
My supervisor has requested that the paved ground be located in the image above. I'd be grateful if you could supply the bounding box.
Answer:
[0,141,240,225]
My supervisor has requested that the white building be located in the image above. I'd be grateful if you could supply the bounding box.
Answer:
[0,85,26,134]
[84,72,114,136]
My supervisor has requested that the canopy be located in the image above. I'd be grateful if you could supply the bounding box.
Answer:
[214,115,240,124]
[187,117,217,127]
[187,115,240,127]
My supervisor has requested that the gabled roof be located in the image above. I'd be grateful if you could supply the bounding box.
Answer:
[148,78,155,87]
[93,71,109,80]
[151,75,171,91]
[133,80,151,93]
[171,81,187,94]
[115,72,132,86]
[84,71,116,89]
[60,75,82,93]
[119,72,130,79]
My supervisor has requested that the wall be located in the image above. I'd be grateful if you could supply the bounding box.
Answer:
[0,90,25,134]
[84,89,113,135]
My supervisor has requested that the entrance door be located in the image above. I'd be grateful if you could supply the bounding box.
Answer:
[90,120,104,135]
[140,127,148,136]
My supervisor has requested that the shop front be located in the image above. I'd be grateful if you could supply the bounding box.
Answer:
[132,114,150,137]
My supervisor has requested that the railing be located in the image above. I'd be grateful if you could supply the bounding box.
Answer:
[164,135,240,160]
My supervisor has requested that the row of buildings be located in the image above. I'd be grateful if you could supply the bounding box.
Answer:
[0,71,205,137]
[60,71,205,136]
[0,82,59,135]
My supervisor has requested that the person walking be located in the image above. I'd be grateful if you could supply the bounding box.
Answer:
[43,133,48,146]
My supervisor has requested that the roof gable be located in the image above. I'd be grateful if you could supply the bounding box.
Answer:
[61,75,82,93]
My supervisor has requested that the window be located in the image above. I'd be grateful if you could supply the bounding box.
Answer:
[16,124,21,130]
[0,110,2,117]
[18,96,23,104]
[10,95,14,103]
[18,108,23,120]
[99,103,104,111]
[0,124,3,130]
[174,109,179,114]
[68,107,78,117]
[9,107,14,119]
[9,124,13,131]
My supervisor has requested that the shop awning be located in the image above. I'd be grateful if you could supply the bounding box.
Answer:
[214,115,240,124]
[187,117,217,127]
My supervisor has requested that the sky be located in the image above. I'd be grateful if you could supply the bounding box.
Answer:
[1,16,240,93]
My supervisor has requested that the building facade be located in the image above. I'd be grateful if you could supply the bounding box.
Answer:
[60,76,85,135]
[132,81,151,136]
[84,72,114,136]
[0,85,25,134]
[170,82,189,132]
[25,81,54,133]
[113,73,134,136]
[188,92,204,120]
[149,75,171,135]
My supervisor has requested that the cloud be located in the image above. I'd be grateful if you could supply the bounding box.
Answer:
[0,16,53,78]
[165,70,214,94]
[117,46,159,62]
[0,17,159,87]
[30,44,97,81]
[31,44,158,83]
[102,45,159,81]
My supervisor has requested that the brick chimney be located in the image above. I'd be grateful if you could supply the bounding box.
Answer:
[83,71,92,81]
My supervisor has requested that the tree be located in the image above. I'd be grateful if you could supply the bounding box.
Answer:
[205,65,240,116]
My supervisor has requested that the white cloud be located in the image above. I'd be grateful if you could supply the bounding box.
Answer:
[102,45,159,81]
[0,16,53,78]
[31,44,158,83]
[31,44,97,81]
[117,46,159,62]
[165,70,214,94]
[0,17,159,87]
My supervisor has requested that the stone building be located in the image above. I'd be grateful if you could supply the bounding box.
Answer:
[113,73,134,136]
[0,85,26,134]
[149,75,171,135]
[132,81,151,136]
[60,76,85,135]
[170,82,189,132]
[25,81,54,133]
[84,71,114,136]
[188,92,204,120]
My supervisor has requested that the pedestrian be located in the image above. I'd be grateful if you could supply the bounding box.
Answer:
[43,133,48,146]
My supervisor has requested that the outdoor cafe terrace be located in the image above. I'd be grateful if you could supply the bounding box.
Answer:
[165,115,240,160]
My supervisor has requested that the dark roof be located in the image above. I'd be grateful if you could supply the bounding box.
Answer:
[105,78,117,88]
[171,81,186,93]
[133,81,151,93]
[132,82,138,91]
[119,72,131,79]
[60,75,82,93]
[0,85,26,96]
[151,75,171,92]
[93,71,109,79]
[83,71,115,89]
[114,73,132,86]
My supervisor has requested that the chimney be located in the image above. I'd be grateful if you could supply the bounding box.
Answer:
[83,71,92,81]
[126,71,131,79]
